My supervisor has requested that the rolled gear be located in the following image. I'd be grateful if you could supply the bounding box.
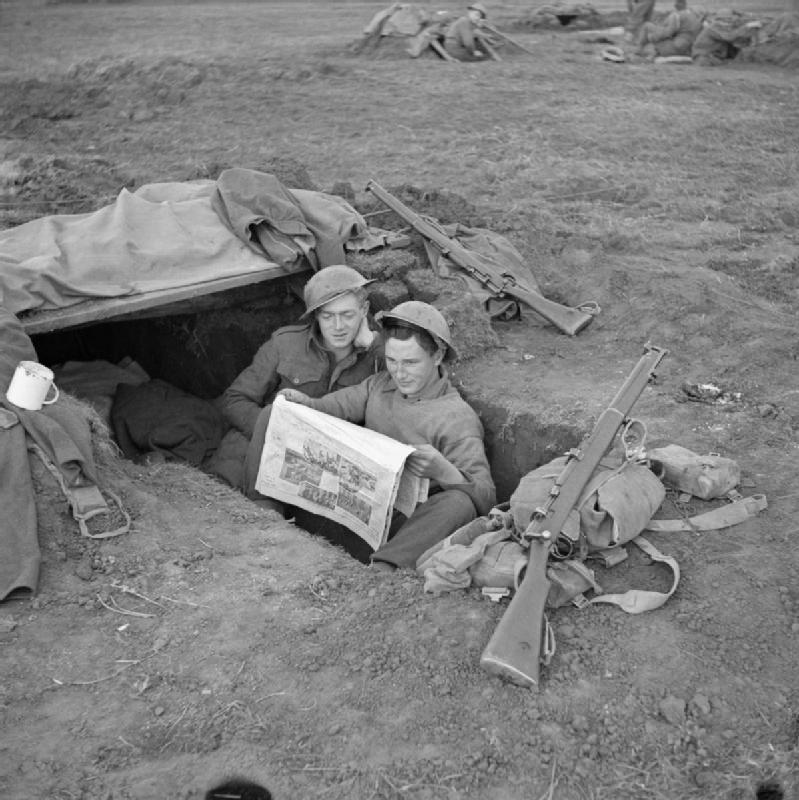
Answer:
[376,300,459,360]
[301,265,373,317]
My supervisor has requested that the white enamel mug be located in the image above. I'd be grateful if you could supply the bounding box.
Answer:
[5,361,60,411]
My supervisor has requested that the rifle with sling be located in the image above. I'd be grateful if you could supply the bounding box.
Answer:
[475,29,502,61]
[480,344,668,687]
[365,180,595,336]
[481,23,537,56]
[429,37,457,62]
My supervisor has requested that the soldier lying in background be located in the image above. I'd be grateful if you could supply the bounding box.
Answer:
[443,2,499,61]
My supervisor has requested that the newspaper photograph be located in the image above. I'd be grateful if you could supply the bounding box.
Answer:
[255,395,429,550]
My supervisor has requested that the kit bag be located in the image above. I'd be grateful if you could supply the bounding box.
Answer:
[468,541,603,609]
[647,444,740,500]
[468,539,526,589]
[509,454,666,553]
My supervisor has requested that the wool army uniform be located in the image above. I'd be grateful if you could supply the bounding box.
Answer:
[444,15,489,61]
[636,5,703,55]
[294,367,496,568]
[220,322,383,496]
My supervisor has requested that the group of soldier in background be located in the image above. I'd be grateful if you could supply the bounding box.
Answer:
[626,0,702,57]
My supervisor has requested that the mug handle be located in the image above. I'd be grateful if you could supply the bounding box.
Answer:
[42,384,60,405]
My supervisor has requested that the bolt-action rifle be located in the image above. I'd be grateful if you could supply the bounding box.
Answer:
[480,344,668,688]
[480,23,537,56]
[474,29,502,61]
[365,180,595,336]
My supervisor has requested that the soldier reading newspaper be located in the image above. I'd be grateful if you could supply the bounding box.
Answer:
[256,394,429,551]
[256,301,496,572]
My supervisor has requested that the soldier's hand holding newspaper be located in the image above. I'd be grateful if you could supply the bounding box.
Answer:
[353,315,376,349]
[278,388,311,405]
[406,444,463,484]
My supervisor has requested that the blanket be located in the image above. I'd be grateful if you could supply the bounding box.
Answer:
[110,379,225,467]
[1,306,111,600]
[0,306,39,600]
[212,168,380,268]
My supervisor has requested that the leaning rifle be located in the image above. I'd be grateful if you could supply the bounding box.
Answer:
[365,179,595,336]
[475,30,502,61]
[481,23,537,56]
[480,344,668,688]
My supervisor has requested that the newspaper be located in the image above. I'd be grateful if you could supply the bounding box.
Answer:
[255,395,429,551]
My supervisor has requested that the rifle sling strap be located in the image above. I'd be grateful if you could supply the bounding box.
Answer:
[589,535,679,614]
[644,493,767,532]
[574,493,765,615]
[28,442,131,540]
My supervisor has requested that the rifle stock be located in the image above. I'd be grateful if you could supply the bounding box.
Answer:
[365,179,595,336]
[501,284,593,336]
[480,536,551,687]
[476,33,502,61]
[480,344,668,687]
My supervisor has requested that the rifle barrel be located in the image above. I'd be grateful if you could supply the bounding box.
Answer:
[483,24,536,56]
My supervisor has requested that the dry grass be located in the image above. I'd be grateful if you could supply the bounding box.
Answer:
[3,3,797,242]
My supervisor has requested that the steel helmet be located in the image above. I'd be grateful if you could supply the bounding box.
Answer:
[468,2,487,18]
[301,265,373,317]
[377,300,458,360]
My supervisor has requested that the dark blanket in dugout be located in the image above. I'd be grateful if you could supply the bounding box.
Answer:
[0,306,103,600]
[111,380,225,467]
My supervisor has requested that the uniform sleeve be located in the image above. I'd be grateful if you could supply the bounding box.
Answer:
[655,11,681,39]
[436,427,497,516]
[303,375,374,424]
[221,337,281,438]
[458,18,477,50]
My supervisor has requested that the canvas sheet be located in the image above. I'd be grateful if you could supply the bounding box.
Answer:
[0,180,282,315]
[0,169,381,316]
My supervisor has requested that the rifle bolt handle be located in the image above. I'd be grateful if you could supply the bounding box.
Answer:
[525,529,553,543]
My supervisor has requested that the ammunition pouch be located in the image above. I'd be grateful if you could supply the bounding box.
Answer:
[647,444,740,500]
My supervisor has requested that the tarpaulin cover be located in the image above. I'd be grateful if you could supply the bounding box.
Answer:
[0,180,275,315]
[0,169,376,316]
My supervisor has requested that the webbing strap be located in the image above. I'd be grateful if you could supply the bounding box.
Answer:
[541,615,556,665]
[28,443,131,540]
[644,494,767,532]
[589,536,679,614]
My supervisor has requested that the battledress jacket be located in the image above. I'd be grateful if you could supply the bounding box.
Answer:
[444,16,482,60]
[222,322,383,439]
[300,369,496,517]
[645,7,703,54]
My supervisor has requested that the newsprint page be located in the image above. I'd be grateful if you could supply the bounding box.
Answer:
[255,395,429,551]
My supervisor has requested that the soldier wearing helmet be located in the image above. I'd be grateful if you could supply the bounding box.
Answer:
[633,0,702,58]
[444,2,493,61]
[279,300,496,571]
[218,265,383,498]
